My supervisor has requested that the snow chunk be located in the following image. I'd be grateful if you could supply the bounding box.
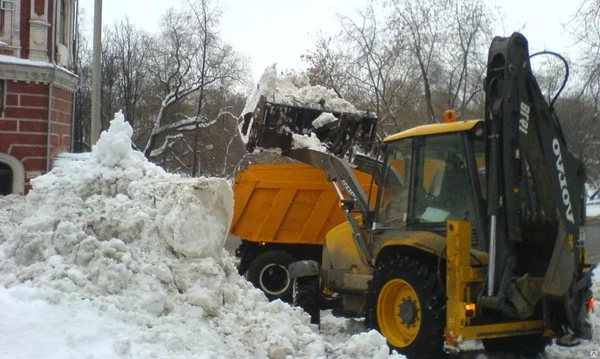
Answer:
[312,112,338,129]
[292,133,328,152]
[156,179,233,259]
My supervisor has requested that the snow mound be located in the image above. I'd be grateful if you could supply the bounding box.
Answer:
[0,111,400,358]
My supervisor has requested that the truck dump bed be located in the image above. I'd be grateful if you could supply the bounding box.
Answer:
[231,163,374,245]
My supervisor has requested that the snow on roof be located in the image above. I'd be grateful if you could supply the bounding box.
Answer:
[0,54,77,77]
[241,64,358,117]
[0,111,401,358]
[0,54,55,68]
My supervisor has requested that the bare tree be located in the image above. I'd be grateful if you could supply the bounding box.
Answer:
[100,27,120,130]
[113,19,151,130]
[440,0,493,118]
[386,0,448,123]
[339,5,421,133]
[302,35,348,98]
[564,0,600,183]
[134,4,250,177]
[141,8,208,157]
[185,0,250,176]
[73,9,92,152]
[303,4,422,137]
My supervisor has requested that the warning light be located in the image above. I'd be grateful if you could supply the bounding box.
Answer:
[444,110,456,123]
[465,303,476,317]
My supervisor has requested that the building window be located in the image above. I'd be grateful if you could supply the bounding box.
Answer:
[0,0,15,35]
[59,0,67,45]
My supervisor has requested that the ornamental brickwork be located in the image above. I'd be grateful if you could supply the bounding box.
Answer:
[0,0,78,194]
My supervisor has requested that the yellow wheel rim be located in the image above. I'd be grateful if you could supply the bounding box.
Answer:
[377,278,421,348]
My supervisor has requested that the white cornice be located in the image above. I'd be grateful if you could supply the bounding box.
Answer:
[0,59,79,92]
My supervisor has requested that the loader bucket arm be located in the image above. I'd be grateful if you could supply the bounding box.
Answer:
[286,148,373,214]
[284,148,375,266]
[483,32,591,339]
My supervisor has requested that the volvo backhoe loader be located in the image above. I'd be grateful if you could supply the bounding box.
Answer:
[240,33,595,358]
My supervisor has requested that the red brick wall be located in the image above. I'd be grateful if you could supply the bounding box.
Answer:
[50,86,73,158]
[0,81,73,190]
[2,82,49,174]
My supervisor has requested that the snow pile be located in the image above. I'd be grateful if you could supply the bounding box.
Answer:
[241,64,358,119]
[0,112,400,358]
[292,133,328,152]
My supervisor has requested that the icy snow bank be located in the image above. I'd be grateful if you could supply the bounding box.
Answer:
[0,112,400,358]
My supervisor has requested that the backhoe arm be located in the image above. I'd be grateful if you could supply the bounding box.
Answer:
[483,33,591,339]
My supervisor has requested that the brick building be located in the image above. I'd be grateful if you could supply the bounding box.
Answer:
[0,0,78,194]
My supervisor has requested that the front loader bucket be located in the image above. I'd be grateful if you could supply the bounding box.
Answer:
[239,98,377,158]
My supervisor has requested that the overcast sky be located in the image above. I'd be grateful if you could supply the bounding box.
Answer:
[78,0,582,82]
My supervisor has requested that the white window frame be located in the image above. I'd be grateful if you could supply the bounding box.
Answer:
[0,0,14,11]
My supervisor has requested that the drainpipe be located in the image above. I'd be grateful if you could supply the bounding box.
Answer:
[46,0,58,171]
[69,0,78,152]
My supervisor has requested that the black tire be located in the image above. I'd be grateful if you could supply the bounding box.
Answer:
[246,250,295,302]
[364,254,445,359]
[293,276,321,326]
[482,334,551,358]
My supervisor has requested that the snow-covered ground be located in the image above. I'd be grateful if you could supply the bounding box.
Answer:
[0,113,399,359]
[0,112,599,358]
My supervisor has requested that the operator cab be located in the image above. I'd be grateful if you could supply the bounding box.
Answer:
[373,120,487,250]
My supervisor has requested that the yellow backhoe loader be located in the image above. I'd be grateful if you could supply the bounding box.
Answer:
[236,33,594,358]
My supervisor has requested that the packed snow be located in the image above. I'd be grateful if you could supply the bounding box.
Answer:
[312,112,338,129]
[292,133,328,152]
[1,112,599,358]
[0,112,400,359]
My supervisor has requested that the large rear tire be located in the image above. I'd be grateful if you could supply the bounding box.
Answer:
[364,254,445,359]
[246,250,295,302]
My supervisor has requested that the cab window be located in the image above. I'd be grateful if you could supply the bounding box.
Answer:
[411,133,476,223]
[375,140,412,228]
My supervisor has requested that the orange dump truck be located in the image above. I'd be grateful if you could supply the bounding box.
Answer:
[231,162,374,302]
